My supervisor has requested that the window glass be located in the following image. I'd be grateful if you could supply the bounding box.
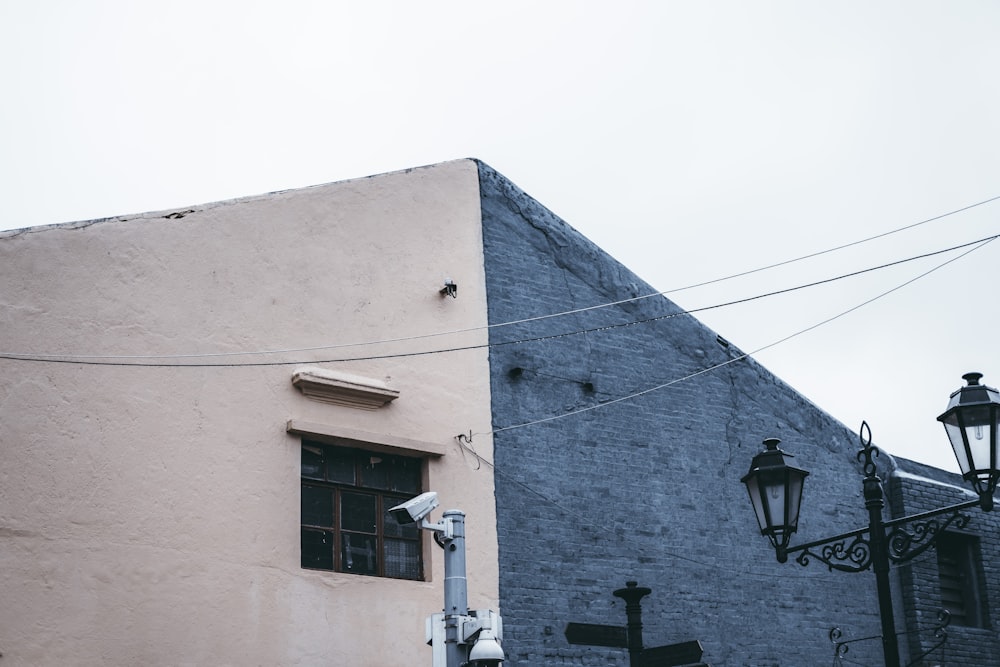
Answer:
[300,441,423,580]
[389,457,421,494]
[301,528,334,570]
[301,486,333,527]
[384,538,421,579]
[341,533,378,575]
[301,445,325,480]
[361,456,390,490]
[326,447,356,485]
[341,492,377,533]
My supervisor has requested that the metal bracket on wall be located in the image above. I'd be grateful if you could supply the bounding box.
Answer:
[829,609,950,667]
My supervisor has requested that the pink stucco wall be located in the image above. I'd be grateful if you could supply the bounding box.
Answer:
[0,159,498,665]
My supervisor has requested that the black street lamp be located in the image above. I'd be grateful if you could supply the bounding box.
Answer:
[937,372,1000,511]
[740,438,809,563]
[742,373,1000,667]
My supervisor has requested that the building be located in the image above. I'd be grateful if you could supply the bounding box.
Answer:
[0,161,499,665]
[890,457,1000,665]
[1,159,996,665]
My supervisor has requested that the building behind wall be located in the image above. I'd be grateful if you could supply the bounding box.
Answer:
[889,458,1000,666]
[474,163,1000,666]
[2,158,997,665]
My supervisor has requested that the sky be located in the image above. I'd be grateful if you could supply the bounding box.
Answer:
[2,1,998,474]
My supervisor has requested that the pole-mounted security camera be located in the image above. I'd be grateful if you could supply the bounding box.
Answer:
[393,492,505,666]
[468,626,505,666]
[389,491,439,525]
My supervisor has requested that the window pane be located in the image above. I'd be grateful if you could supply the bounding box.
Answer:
[384,538,421,579]
[301,486,334,527]
[389,457,421,494]
[361,455,390,490]
[301,528,334,570]
[341,492,377,533]
[326,448,356,484]
[301,445,325,480]
[341,533,377,575]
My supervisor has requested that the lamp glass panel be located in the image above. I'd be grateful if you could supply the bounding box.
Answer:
[943,416,972,476]
[963,406,994,474]
[763,477,787,530]
[995,409,1000,469]
[745,476,768,532]
[786,472,804,528]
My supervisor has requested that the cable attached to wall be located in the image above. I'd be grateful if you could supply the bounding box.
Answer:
[2,191,999,363]
[464,235,996,439]
[2,234,996,366]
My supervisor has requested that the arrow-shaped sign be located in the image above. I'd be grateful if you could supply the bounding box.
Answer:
[564,622,629,648]
[639,640,705,667]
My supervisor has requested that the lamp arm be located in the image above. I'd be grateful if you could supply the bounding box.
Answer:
[881,497,978,531]
[784,498,978,572]
[885,499,975,565]
[792,529,873,573]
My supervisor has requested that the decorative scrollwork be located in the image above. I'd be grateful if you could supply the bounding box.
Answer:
[887,512,972,564]
[856,420,880,477]
[828,626,882,666]
[829,609,952,667]
[797,534,872,572]
[934,608,951,638]
[903,609,950,667]
[829,627,850,666]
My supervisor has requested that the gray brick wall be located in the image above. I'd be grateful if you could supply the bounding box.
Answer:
[888,459,1000,666]
[477,161,939,666]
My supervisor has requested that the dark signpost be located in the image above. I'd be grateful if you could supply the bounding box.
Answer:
[563,622,628,648]
[639,640,705,667]
[564,581,709,667]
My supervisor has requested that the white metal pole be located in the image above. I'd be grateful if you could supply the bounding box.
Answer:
[442,510,468,667]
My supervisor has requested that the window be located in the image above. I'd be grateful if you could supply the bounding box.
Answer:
[301,439,423,580]
[936,533,988,628]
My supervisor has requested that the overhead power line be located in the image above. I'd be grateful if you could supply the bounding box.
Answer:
[2,194,997,363]
[443,236,996,581]
[479,235,995,437]
[1,233,996,367]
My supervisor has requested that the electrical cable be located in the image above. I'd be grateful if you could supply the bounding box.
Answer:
[3,194,997,362]
[449,233,994,581]
[2,233,995,366]
[6,204,995,587]
[480,235,995,437]
[6,232,982,585]
[457,436,870,581]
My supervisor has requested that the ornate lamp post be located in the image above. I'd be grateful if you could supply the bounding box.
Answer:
[742,373,1000,667]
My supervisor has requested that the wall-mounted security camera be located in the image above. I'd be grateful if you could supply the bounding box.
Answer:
[389,491,439,525]
[439,279,458,298]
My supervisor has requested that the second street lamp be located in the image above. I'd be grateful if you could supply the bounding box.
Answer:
[937,372,1000,511]
[742,373,1000,667]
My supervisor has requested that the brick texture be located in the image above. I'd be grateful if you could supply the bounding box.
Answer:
[888,459,1000,667]
[476,162,996,666]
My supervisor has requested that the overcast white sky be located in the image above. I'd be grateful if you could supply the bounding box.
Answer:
[2,1,998,474]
